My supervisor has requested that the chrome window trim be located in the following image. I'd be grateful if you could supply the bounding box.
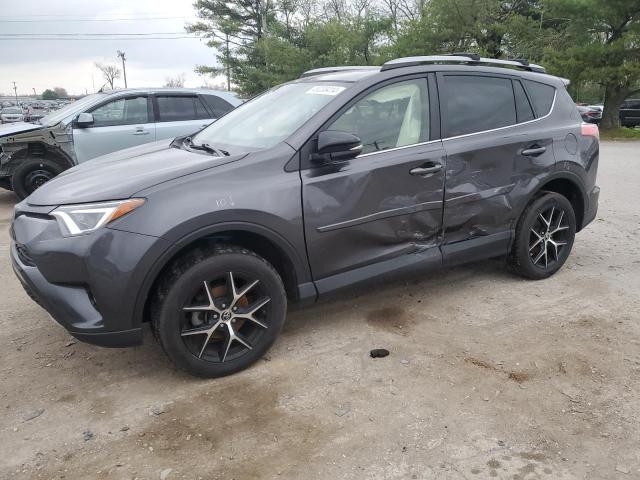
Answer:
[356,139,442,158]
[442,90,557,142]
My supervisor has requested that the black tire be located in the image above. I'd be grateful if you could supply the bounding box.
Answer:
[152,245,287,378]
[509,192,576,280]
[11,158,65,200]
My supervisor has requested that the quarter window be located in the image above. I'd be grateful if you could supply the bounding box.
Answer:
[442,75,516,137]
[156,96,210,122]
[328,78,429,155]
[513,80,535,123]
[202,95,234,118]
[90,96,149,127]
[523,80,555,117]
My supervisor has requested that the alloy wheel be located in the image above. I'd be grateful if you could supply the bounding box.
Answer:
[180,272,271,362]
[529,206,570,269]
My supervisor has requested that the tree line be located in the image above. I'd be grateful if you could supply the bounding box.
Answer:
[187,0,640,129]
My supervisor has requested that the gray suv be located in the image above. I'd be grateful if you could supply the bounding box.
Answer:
[11,54,600,377]
[0,88,241,199]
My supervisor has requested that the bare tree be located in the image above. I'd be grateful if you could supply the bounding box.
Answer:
[164,74,186,87]
[95,63,121,90]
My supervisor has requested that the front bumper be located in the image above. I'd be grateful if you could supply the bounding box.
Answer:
[10,204,169,347]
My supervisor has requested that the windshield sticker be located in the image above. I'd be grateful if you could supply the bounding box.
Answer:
[306,85,345,96]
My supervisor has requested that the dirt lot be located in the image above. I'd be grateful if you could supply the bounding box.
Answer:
[1,141,639,480]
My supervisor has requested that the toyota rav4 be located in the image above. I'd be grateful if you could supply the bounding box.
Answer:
[10,54,600,377]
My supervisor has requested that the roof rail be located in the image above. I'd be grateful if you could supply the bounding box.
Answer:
[380,55,546,73]
[300,66,379,78]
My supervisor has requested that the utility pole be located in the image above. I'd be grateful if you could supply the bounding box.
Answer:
[117,50,128,88]
[32,87,37,97]
[12,81,18,104]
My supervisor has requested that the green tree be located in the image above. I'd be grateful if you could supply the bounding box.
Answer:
[394,0,545,59]
[542,0,640,129]
[53,87,68,98]
[41,89,57,100]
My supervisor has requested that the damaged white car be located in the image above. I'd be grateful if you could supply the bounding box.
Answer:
[0,88,241,199]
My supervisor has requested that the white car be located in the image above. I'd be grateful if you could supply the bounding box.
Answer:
[1,107,25,123]
[0,88,242,198]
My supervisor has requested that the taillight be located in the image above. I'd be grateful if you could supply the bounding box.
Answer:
[581,123,599,140]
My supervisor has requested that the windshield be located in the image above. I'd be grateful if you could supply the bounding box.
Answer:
[39,93,105,126]
[192,82,347,150]
[2,108,22,114]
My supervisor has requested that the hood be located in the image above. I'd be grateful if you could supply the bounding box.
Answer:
[27,138,248,206]
[0,121,41,139]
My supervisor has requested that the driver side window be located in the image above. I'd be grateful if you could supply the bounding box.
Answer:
[328,78,429,155]
[89,96,149,127]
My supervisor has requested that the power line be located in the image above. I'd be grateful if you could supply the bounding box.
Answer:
[0,13,191,17]
[0,16,196,23]
[0,32,192,36]
[0,36,199,41]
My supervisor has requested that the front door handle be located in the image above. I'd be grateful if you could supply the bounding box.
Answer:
[133,127,150,136]
[521,146,546,156]
[410,163,442,176]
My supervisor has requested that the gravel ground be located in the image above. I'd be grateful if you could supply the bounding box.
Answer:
[0,142,639,480]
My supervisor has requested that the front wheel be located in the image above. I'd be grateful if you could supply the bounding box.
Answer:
[509,192,576,280]
[152,246,287,378]
[11,158,64,200]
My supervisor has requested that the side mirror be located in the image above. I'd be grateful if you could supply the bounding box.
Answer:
[76,112,94,128]
[314,130,362,163]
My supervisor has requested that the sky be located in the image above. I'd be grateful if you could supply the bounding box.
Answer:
[0,0,221,96]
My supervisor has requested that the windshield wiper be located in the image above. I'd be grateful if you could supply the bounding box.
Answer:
[184,137,230,156]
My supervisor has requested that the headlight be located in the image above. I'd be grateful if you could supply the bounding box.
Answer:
[51,198,145,236]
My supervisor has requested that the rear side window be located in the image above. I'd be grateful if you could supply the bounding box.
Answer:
[156,96,209,122]
[523,80,555,117]
[513,80,535,123]
[202,95,234,118]
[441,75,516,137]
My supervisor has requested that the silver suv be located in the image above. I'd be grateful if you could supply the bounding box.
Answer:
[0,88,242,199]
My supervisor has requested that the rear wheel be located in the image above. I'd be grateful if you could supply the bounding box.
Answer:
[11,158,64,200]
[152,246,287,378]
[509,192,576,280]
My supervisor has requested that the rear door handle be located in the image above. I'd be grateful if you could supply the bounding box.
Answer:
[521,146,546,156]
[133,127,150,136]
[410,163,442,176]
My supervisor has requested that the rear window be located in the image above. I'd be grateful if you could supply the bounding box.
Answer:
[202,95,234,118]
[156,96,210,122]
[523,80,555,117]
[442,75,516,137]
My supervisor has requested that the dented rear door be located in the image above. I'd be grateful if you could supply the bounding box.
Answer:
[437,72,556,262]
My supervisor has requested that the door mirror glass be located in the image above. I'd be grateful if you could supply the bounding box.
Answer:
[315,130,362,162]
[76,112,94,128]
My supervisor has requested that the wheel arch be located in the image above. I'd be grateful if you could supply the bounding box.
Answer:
[537,174,587,231]
[5,143,74,172]
[522,173,587,232]
[135,222,314,326]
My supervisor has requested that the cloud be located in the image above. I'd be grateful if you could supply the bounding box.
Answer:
[0,0,219,95]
